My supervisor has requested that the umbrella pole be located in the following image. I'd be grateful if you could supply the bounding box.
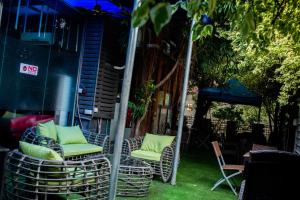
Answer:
[109,0,140,199]
[171,20,195,185]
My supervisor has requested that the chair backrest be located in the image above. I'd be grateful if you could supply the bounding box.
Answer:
[211,141,225,167]
[141,133,175,153]
[212,141,222,157]
[252,143,277,151]
[242,150,300,200]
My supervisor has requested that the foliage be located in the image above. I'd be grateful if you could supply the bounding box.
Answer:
[128,101,145,121]
[128,80,156,120]
[132,0,173,35]
[132,0,300,45]
[130,0,300,141]
[231,32,300,105]
[240,105,268,125]
[212,105,244,124]
[132,0,216,38]
[231,0,300,45]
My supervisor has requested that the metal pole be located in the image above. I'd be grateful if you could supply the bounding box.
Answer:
[109,0,140,199]
[23,0,30,32]
[0,2,3,28]
[38,5,44,37]
[43,6,49,38]
[75,24,79,52]
[171,20,195,185]
[66,22,71,49]
[14,0,21,30]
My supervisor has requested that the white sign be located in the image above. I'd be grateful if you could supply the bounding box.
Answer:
[19,63,39,76]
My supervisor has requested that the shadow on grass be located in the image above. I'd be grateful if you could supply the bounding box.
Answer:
[117,148,241,200]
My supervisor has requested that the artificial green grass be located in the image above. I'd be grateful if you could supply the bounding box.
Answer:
[117,149,241,200]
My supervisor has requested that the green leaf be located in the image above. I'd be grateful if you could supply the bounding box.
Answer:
[180,1,187,11]
[245,11,256,31]
[192,23,213,41]
[171,1,182,15]
[208,0,217,16]
[192,23,203,41]
[201,25,214,37]
[187,1,202,18]
[132,3,150,27]
[150,3,173,35]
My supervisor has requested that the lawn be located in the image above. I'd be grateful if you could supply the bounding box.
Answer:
[117,149,241,200]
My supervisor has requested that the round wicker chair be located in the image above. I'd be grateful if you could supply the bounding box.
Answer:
[3,150,111,200]
[122,136,175,183]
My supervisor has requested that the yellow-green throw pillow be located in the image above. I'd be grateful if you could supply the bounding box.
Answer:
[140,133,160,153]
[56,125,88,145]
[36,120,58,141]
[158,135,175,152]
[19,141,63,161]
[141,133,175,153]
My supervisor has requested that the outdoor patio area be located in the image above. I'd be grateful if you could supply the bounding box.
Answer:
[117,149,239,200]
[0,0,299,199]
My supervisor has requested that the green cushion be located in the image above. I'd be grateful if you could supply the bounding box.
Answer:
[57,125,87,145]
[19,141,63,161]
[61,144,103,157]
[131,150,161,161]
[36,120,58,141]
[140,133,175,153]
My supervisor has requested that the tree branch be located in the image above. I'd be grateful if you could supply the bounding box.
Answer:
[134,45,186,136]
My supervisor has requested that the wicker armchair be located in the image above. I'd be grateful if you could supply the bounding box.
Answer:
[122,135,175,183]
[3,149,111,200]
[21,127,110,160]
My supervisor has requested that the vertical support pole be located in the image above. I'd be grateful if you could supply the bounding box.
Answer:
[23,0,30,32]
[0,2,3,28]
[43,6,49,38]
[38,5,44,37]
[52,14,58,45]
[66,22,71,49]
[14,0,22,30]
[258,106,261,123]
[75,24,79,52]
[61,26,65,48]
[109,0,140,199]
[171,20,195,185]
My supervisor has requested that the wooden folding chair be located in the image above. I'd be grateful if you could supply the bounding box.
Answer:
[211,141,244,195]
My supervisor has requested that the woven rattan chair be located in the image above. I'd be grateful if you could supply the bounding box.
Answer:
[21,127,110,160]
[122,135,175,183]
[3,149,111,200]
[211,141,244,196]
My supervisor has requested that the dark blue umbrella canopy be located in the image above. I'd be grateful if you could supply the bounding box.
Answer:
[199,79,262,106]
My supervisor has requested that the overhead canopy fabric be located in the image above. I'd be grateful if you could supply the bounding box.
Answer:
[199,79,262,106]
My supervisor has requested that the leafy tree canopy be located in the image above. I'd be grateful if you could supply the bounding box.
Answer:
[132,0,300,105]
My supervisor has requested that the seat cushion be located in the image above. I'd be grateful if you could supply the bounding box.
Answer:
[140,133,175,153]
[61,144,103,157]
[57,125,87,145]
[131,150,161,161]
[19,141,63,161]
[36,120,58,141]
